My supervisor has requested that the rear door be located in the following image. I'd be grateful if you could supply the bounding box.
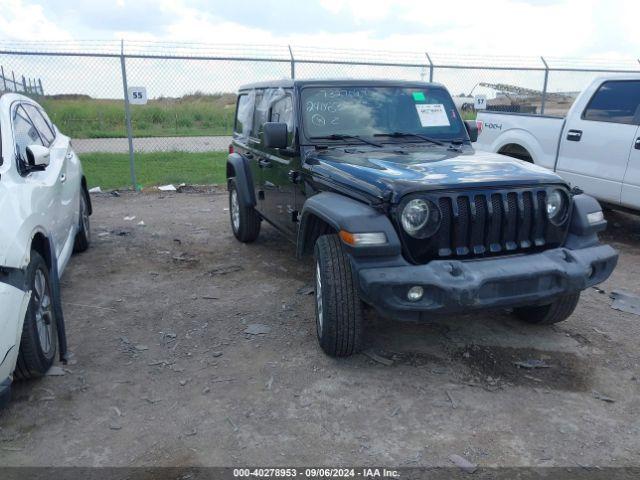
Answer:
[621,126,640,209]
[260,91,297,233]
[233,91,261,206]
[556,80,640,204]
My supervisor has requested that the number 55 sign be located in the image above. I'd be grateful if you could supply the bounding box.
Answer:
[128,86,147,105]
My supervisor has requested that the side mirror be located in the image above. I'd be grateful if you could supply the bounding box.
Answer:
[26,145,50,168]
[263,122,288,149]
[464,120,478,142]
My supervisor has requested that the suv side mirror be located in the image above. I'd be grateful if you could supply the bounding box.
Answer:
[464,120,478,142]
[26,145,50,168]
[263,122,288,149]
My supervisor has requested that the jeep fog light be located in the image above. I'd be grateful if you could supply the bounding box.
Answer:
[407,286,424,302]
[587,211,604,225]
[339,230,387,246]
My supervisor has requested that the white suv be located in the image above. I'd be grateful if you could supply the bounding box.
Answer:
[0,93,91,405]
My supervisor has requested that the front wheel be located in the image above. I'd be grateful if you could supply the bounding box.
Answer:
[228,179,261,243]
[14,251,58,379]
[314,234,364,357]
[512,292,580,325]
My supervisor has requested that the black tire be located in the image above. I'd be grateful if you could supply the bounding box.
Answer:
[73,188,91,253]
[14,252,58,380]
[512,292,580,325]
[229,179,261,243]
[313,234,364,357]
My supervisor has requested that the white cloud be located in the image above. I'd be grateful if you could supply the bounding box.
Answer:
[0,0,72,41]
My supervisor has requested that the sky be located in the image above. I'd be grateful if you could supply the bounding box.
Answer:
[1,0,639,60]
[0,0,638,99]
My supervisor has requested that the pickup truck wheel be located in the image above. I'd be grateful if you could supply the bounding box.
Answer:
[314,234,363,357]
[73,189,91,253]
[229,179,261,242]
[512,292,580,325]
[14,252,57,380]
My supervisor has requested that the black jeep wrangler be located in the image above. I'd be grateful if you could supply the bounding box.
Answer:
[226,79,618,357]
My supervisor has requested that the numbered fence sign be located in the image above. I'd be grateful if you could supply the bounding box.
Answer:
[474,95,487,110]
[128,86,147,105]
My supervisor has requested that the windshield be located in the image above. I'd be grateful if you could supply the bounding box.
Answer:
[301,86,465,142]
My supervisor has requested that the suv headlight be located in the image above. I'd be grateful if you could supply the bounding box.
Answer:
[546,189,569,225]
[400,198,441,238]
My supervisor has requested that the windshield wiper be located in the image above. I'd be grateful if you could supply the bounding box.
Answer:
[373,132,444,146]
[310,134,382,148]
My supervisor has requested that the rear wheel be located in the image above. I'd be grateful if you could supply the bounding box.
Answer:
[229,179,261,243]
[512,292,580,325]
[314,234,363,357]
[14,252,57,380]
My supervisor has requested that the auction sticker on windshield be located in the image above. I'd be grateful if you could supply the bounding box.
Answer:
[415,103,450,127]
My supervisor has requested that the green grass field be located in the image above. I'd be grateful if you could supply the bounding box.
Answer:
[40,92,237,139]
[81,151,227,190]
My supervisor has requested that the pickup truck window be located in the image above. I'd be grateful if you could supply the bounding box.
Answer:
[300,86,464,141]
[583,80,640,125]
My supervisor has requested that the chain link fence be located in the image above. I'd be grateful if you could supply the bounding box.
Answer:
[1,40,638,188]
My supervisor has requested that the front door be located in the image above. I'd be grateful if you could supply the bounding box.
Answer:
[11,103,66,257]
[556,80,640,205]
[260,93,298,234]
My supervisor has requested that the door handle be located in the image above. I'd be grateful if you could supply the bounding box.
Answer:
[60,174,67,183]
[65,152,73,160]
[258,158,272,168]
[566,129,582,141]
[635,137,640,150]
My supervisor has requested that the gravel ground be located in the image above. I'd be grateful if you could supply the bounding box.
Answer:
[73,136,231,154]
[0,191,639,468]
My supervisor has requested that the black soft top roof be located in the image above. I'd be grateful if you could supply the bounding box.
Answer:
[238,79,444,91]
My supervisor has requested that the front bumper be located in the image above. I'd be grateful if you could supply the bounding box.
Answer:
[357,245,617,319]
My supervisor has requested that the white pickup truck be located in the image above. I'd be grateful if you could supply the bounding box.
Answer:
[475,75,640,211]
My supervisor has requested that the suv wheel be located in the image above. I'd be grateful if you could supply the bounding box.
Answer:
[512,292,580,325]
[228,179,261,242]
[314,234,363,357]
[14,251,58,379]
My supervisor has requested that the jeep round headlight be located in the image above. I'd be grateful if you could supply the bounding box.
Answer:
[546,189,568,224]
[401,199,440,238]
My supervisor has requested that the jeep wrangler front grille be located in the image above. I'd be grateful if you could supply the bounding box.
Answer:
[399,187,570,264]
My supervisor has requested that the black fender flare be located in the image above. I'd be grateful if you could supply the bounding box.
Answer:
[226,153,256,207]
[81,175,93,215]
[296,192,402,258]
[48,246,68,364]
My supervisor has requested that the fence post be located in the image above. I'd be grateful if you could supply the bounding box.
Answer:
[288,45,295,79]
[1,66,6,91]
[38,78,44,96]
[21,75,27,93]
[11,70,16,92]
[540,56,549,115]
[425,52,434,82]
[119,40,137,190]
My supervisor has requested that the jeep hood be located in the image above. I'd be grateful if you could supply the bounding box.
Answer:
[307,147,566,202]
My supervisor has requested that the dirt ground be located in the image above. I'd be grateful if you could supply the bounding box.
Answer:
[1,190,639,468]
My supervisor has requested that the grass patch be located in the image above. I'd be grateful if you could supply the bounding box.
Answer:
[40,92,237,139]
[80,151,227,190]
